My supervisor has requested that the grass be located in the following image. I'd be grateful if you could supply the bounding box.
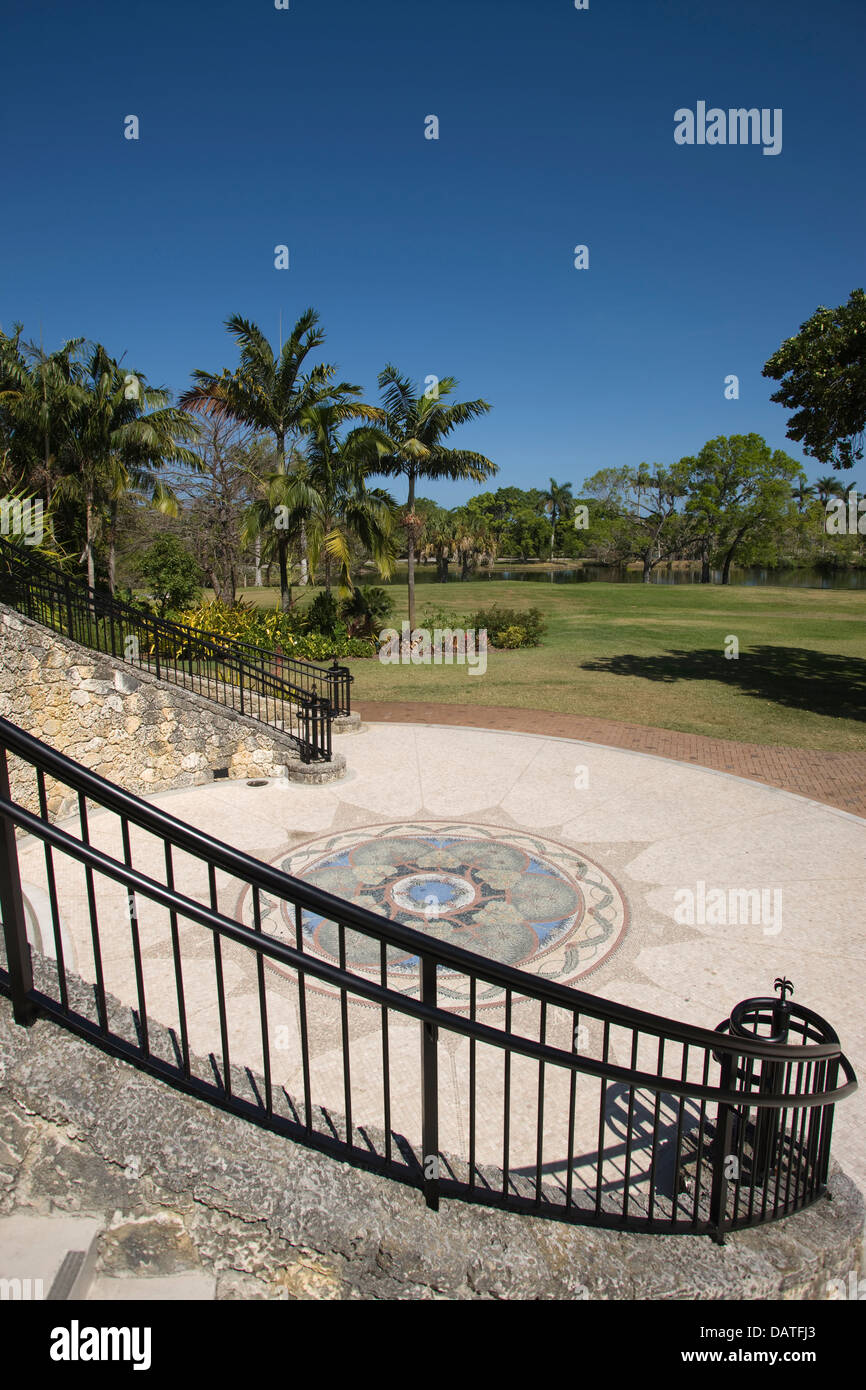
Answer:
[232,580,866,751]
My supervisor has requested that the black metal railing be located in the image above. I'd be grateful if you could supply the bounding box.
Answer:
[0,546,351,761]
[0,717,856,1239]
[223,633,352,719]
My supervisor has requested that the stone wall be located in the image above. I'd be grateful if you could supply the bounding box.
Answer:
[0,604,304,813]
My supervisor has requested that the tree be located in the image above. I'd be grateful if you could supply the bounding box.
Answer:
[685,435,801,584]
[137,534,202,616]
[542,477,574,561]
[56,344,198,589]
[791,478,817,513]
[102,456,182,595]
[419,507,457,581]
[763,289,866,470]
[462,486,554,559]
[453,508,498,578]
[815,475,845,504]
[250,402,396,595]
[180,312,368,608]
[0,327,84,502]
[374,365,496,629]
[164,417,267,604]
[582,463,696,582]
[508,509,550,560]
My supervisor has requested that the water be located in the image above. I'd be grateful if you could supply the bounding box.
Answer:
[390,564,866,591]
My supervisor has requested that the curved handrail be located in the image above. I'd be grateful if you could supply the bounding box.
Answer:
[0,714,853,1072]
[2,791,858,1116]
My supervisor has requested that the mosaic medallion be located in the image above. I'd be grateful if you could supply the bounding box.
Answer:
[245,821,628,1008]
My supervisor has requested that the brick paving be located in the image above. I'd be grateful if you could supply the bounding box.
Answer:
[355,700,866,819]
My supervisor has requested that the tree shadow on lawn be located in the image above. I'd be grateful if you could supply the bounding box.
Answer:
[581,646,866,723]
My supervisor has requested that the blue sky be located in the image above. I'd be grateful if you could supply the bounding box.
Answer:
[2,0,864,506]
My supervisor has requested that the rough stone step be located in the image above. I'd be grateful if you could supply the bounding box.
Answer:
[0,1214,103,1300]
[333,712,363,735]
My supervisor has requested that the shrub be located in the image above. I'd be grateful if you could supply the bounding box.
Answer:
[177,597,376,661]
[179,598,304,649]
[305,590,340,638]
[343,636,377,658]
[468,605,546,648]
[495,624,528,649]
[417,607,472,633]
[340,585,394,637]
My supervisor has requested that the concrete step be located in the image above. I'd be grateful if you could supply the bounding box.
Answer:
[0,1214,103,1300]
[88,1273,216,1301]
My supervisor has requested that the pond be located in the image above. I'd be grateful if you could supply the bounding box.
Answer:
[390,564,866,591]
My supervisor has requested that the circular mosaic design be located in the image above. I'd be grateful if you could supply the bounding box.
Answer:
[245,822,628,1008]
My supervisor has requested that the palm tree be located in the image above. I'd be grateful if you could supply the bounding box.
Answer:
[453,511,499,579]
[815,475,844,505]
[634,462,653,516]
[244,403,396,596]
[57,344,199,589]
[542,477,574,562]
[102,459,181,594]
[374,366,496,630]
[0,327,83,499]
[791,478,817,512]
[421,511,457,582]
[180,311,365,608]
[241,455,303,608]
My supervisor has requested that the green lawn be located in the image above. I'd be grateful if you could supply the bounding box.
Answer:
[234,580,866,751]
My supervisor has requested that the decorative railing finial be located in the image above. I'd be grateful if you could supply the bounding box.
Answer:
[774,976,794,1002]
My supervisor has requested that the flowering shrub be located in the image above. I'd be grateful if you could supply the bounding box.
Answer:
[177,598,375,659]
[495,624,528,649]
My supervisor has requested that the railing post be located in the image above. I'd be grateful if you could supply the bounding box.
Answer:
[329,657,351,716]
[153,618,161,681]
[311,695,321,761]
[297,697,311,764]
[817,1056,839,1190]
[320,695,331,761]
[709,1049,735,1244]
[753,995,791,1184]
[0,747,37,1026]
[64,571,73,642]
[420,955,439,1211]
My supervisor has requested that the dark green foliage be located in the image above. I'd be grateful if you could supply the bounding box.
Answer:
[305,589,340,638]
[469,605,546,648]
[763,289,866,470]
[137,535,202,616]
[340,585,394,636]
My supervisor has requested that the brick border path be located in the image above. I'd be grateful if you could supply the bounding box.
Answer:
[355,701,866,819]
